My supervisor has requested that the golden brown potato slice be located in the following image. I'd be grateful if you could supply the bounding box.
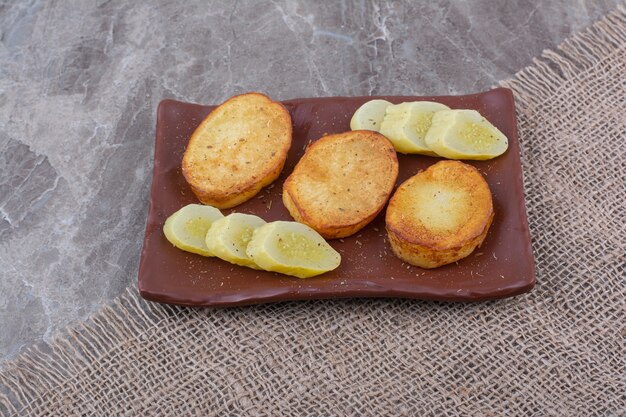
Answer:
[283,130,399,239]
[182,92,292,208]
[385,160,493,268]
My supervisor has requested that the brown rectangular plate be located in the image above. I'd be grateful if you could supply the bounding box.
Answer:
[138,88,535,306]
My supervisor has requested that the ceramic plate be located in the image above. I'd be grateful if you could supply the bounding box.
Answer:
[138,88,535,306]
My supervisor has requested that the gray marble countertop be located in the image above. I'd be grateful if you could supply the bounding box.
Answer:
[0,0,619,362]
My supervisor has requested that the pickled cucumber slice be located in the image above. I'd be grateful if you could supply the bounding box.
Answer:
[424,109,509,160]
[163,204,224,256]
[379,101,450,155]
[205,213,266,269]
[350,99,392,132]
[246,221,341,278]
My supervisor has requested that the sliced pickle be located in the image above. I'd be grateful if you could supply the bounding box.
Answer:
[163,204,224,256]
[350,99,392,132]
[425,109,509,160]
[246,221,341,278]
[380,101,450,155]
[205,213,266,269]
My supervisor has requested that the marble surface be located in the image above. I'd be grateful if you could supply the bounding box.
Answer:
[0,0,620,362]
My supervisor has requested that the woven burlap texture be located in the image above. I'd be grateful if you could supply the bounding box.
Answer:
[1,6,625,417]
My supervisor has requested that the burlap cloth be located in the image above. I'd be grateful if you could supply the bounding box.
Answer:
[2,6,624,417]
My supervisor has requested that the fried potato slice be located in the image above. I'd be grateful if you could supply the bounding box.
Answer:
[182,92,292,208]
[283,130,399,239]
[385,160,493,268]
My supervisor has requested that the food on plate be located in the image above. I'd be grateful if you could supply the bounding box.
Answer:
[351,99,509,160]
[379,101,450,155]
[385,160,493,268]
[205,213,266,269]
[163,204,224,256]
[349,99,392,131]
[182,92,292,208]
[283,130,399,239]
[246,221,341,278]
[160,205,343,277]
[169,94,504,279]
[425,109,508,160]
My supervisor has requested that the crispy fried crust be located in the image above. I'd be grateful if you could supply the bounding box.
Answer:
[182,93,292,209]
[385,160,494,268]
[283,130,399,239]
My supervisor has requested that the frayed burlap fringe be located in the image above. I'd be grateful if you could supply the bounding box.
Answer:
[2,4,625,416]
[0,289,183,415]
[500,4,626,110]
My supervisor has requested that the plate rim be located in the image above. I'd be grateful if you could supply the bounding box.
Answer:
[138,87,536,306]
